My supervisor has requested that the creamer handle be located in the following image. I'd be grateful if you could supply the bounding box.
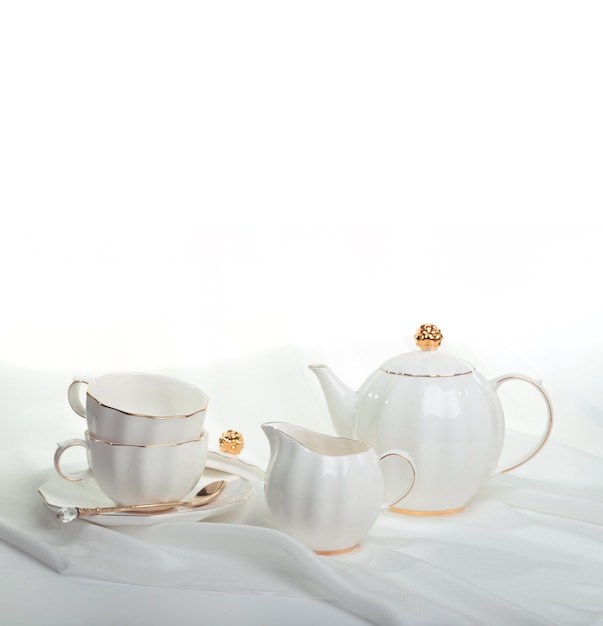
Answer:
[378,449,417,509]
[493,374,554,474]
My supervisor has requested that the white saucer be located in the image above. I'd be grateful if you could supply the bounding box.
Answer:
[38,451,261,527]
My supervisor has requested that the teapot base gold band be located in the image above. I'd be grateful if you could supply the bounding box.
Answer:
[389,506,466,517]
[314,544,359,556]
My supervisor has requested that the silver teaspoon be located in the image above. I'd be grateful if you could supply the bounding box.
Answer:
[56,479,227,523]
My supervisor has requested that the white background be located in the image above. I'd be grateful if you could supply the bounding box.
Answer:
[1,1,602,461]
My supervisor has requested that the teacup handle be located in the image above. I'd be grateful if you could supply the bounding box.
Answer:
[493,373,554,474]
[378,449,417,510]
[68,379,89,418]
[54,438,93,482]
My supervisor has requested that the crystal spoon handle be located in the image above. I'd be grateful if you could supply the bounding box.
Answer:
[56,479,227,522]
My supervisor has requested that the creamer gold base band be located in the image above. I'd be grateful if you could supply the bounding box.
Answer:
[314,544,359,556]
[389,506,466,517]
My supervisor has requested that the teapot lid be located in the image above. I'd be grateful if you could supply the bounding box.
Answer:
[380,324,475,377]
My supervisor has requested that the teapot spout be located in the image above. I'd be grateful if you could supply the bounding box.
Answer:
[308,364,356,438]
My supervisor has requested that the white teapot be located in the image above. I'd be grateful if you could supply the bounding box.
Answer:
[309,324,553,516]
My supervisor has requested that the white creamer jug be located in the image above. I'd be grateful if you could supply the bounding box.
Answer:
[262,421,416,555]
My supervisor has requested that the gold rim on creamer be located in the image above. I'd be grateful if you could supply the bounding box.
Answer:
[87,391,208,420]
[87,431,207,447]
[314,544,359,556]
[389,506,466,516]
[380,367,475,377]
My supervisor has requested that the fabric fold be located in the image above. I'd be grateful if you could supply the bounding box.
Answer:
[1,440,602,625]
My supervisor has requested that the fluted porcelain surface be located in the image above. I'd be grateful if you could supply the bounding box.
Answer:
[353,370,503,511]
[310,327,554,515]
[54,430,208,505]
[68,372,208,444]
[262,422,415,553]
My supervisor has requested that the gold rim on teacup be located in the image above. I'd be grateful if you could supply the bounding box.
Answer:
[86,430,208,448]
[85,390,208,419]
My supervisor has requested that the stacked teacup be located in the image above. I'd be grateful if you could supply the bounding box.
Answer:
[54,372,209,507]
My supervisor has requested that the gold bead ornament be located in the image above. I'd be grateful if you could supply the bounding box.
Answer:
[414,324,443,351]
[219,430,245,455]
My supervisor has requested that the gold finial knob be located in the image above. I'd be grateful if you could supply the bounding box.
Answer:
[415,324,443,351]
[219,430,245,455]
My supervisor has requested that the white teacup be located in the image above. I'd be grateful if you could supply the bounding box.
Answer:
[54,430,209,505]
[68,372,208,445]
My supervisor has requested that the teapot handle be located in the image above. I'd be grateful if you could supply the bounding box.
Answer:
[493,374,554,474]
[378,449,417,509]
